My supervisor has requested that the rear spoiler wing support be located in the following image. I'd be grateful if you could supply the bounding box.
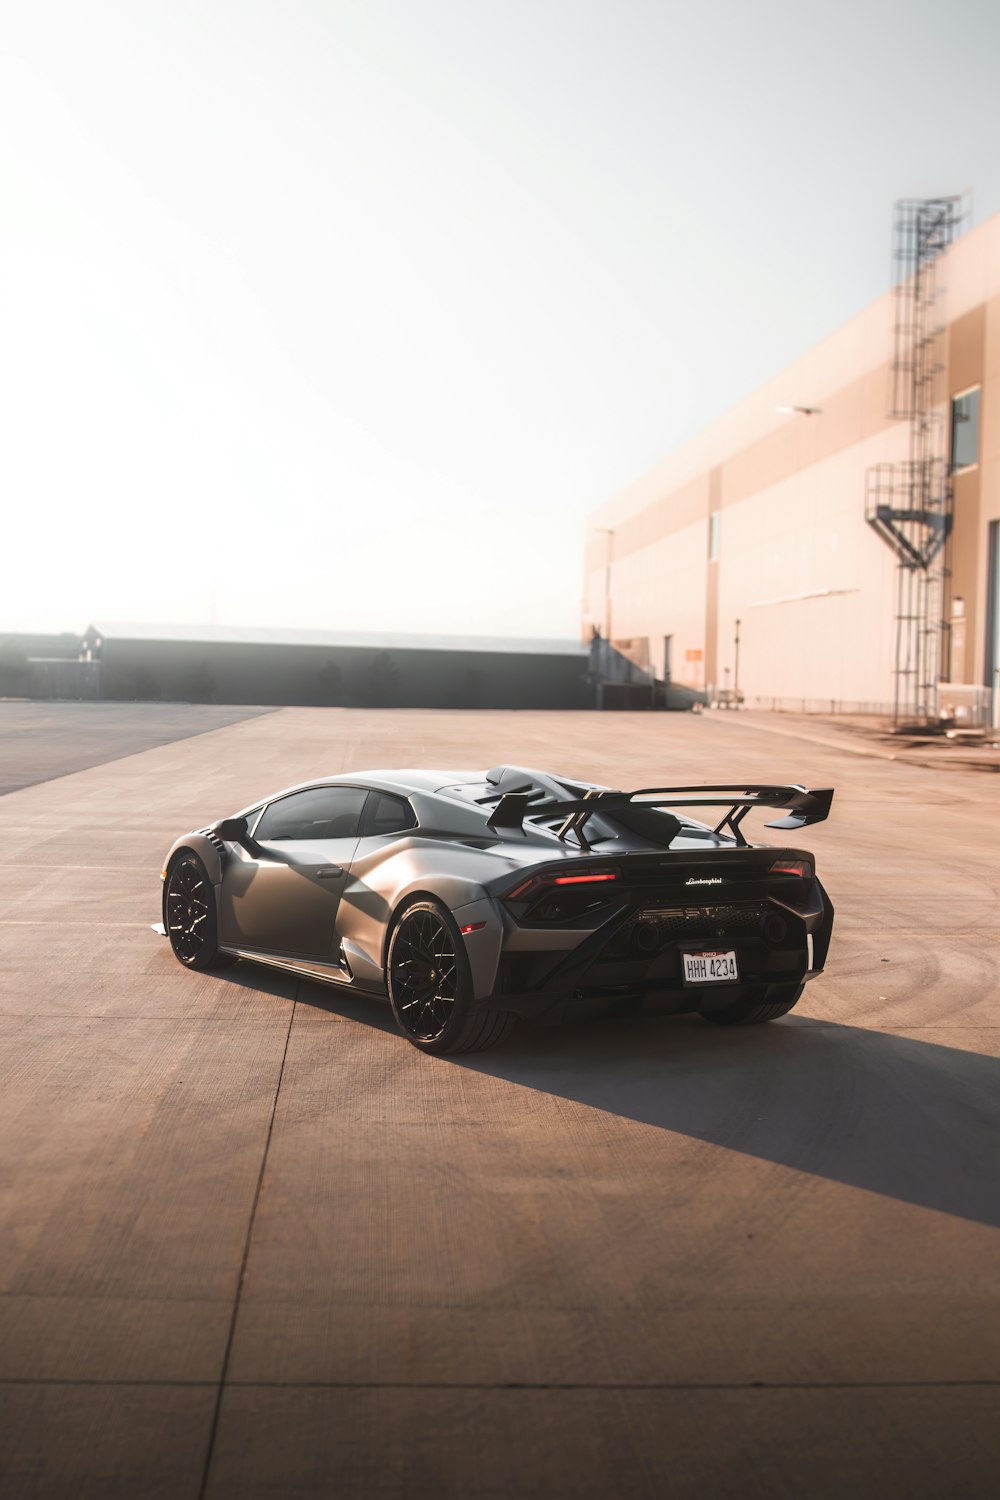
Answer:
[486,784,834,849]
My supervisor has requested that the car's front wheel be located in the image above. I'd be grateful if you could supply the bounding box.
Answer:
[387,899,515,1054]
[164,854,235,971]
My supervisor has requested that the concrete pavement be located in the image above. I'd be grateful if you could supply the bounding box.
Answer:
[708,706,1000,773]
[0,702,276,796]
[1,707,998,1497]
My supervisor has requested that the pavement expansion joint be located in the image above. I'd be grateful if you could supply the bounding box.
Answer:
[1,1377,998,1392]
[196,982,300,1500]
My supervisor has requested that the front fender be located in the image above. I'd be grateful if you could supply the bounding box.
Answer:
[161,831,226,890]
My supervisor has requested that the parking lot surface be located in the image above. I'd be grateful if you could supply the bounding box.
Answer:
[0,706,997,1497]
[0,702,275,795]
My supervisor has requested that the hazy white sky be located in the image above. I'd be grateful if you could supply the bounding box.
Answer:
[3,0,1000,640]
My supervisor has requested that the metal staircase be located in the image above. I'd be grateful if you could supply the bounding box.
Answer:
[864,196,965,724]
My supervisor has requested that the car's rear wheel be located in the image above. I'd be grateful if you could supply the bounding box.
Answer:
[387,899,515,1054]
[164,854,235,971]
[700,982,804,1026]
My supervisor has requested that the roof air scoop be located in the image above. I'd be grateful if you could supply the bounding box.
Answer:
[486,765,584,799]
[487,766,529,786]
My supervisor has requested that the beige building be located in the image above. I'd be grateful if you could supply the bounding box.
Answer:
[584,202,1000,720]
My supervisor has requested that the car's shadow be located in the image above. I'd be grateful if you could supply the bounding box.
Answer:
[226,959,1000,1231]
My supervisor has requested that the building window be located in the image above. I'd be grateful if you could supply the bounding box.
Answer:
[950,388,980,471]
[708,512,720,561]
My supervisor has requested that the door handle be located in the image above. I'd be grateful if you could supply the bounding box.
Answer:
[317,867,343,879]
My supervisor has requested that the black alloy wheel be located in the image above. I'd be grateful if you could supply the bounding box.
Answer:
[386,899,515,1054]
[388,905,459,1042]
[164,854,232,971]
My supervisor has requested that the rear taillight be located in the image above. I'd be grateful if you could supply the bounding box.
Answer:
[506,869,619,900]
[770,859,812,878]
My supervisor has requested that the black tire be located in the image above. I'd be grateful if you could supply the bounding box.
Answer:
[164,854,236,972]
[700,983,804,1027]
[386,899,515,1054]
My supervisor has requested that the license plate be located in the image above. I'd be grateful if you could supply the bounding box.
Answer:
[682,950,739,984]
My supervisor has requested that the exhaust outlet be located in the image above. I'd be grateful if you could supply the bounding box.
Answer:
[763,914,787,944]
[631,919,662,956]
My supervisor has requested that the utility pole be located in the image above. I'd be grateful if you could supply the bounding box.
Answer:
[592,527,615,640]
[734,618,741,701]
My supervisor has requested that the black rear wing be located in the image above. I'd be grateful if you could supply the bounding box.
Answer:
[486,784,834,850]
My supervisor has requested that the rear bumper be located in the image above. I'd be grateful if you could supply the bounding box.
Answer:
[487,882,834,1022]
[802,884,835,981]
[489,978,807,1023]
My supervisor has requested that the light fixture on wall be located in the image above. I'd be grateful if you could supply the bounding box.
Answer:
[775,404,823,416]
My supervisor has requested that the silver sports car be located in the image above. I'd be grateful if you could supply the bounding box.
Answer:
[159,765,835,1053]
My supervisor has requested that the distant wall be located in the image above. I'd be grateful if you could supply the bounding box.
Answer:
[0,644,29,698]
[0,632,83,661]
[28,660,102,701]
[2,635,98,700]
[95,639,593,709]
[588,635,705,711]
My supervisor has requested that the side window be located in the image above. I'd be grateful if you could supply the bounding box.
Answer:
[365,792,417,836]
[255,787,368,842]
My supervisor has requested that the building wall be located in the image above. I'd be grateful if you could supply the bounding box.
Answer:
[977,285,1000,692]
[585,211,1000,711]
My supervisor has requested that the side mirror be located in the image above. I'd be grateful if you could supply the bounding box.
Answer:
[214,815,272,861]
[216,816,249,843]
